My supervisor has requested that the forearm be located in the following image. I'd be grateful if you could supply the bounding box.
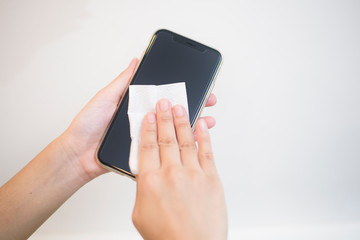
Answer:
[0,135,89,239]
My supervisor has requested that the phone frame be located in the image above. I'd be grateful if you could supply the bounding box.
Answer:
[95,29,222,180]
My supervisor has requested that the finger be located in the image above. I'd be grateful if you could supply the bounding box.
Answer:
[199,116,216,129]
[172,105,200,169]
[193,116,216,141]
[101,58,139,105]
[138,112,160,174]
[195,119,217,175]
[205,93,217,107]
[156,99,181,167]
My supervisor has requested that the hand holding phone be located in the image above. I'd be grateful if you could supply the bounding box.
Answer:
[97,29,222,179]
[57,56,217,182]
[132,99,227,240]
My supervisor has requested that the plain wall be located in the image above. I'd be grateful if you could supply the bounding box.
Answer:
[0,0,359,239]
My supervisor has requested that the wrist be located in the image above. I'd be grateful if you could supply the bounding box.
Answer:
[53,134,93,188]
[56,129,108,184]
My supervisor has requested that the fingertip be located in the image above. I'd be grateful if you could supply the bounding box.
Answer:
[129,57,139,67]
[195,119,210,143]
[173,104,185,118]
[210,93,217,103]
[114,58,138,82]
[157,98,171,112]
[199,119,208,131]
[101,58,138,104]
[141,112,157,138]
[204,116,216,129]
[205,93,217,107]
[146,112,156,123]
[196,119,208,133]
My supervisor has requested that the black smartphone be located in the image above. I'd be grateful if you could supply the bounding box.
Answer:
[96,29,222,179]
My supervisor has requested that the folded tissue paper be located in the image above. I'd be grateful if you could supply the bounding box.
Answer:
[127,82,189,174]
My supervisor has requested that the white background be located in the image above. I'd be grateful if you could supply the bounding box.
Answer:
[1,0,360,239]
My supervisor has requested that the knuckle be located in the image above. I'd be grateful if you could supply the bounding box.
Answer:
[138,172,161,193]
[165,166,183,183]
[198,135,210,143]
[140,172,157,184]
[158,137,177,147]
[188,169,203,182]
[144,125,156,133]
[179,141,197,151]
[139,142,158,151]
[200,151,214,161]
[175,120,189,129]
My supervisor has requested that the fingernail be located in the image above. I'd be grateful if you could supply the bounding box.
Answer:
[199,119,208,131]
[174,105,184,117]
[147,113,156,123]
[160,99,170,111]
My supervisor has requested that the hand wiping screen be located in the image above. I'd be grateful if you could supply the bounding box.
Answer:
[127,82,189,174]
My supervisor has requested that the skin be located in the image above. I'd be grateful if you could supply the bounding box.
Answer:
[0,58,225,239]
[133,101,227,240]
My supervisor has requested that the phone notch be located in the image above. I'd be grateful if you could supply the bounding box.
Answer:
[172,35,207,53]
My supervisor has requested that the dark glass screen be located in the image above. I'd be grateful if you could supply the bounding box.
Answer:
[98,30,221,175]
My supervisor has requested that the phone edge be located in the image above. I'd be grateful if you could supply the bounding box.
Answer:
[191,53,222,131]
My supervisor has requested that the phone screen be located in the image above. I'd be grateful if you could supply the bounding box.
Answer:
[98,29,221,176]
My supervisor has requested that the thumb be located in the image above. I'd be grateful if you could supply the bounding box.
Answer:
[101,58,139,105]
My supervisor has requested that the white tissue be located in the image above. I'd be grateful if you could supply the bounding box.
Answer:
[127,82,189,174]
